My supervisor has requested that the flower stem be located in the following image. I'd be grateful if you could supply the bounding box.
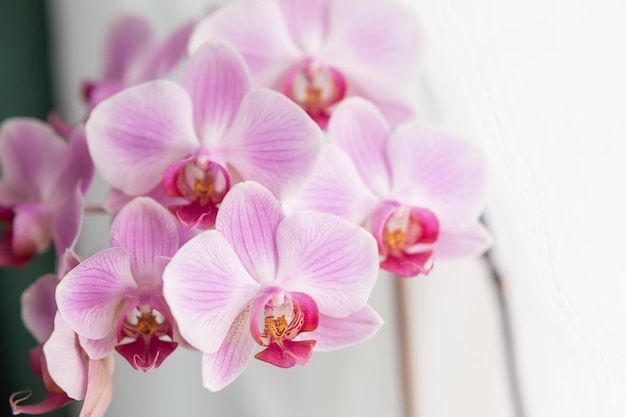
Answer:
[394,276,417,417]
[83,205,107,214]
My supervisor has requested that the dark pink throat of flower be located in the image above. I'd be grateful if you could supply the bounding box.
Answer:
[253,291,320,368]
[162,153,231,229]
[283,61,347,129]
[373,203,440,278]
[116,308,177,372]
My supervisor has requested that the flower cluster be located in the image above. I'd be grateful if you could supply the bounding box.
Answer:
[4,0,491,415]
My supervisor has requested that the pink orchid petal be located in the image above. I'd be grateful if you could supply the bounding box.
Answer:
[43,313,88,400]
[21,274,58,343]
[162,231,260,354]
[12,202,51,257]
[381,251,434,277]
[388,124,487,232]
[201,305,255,392]
[85,80,199,195]
[350,87,417,127]
[182,42,250,142]
[286,144,378,225]
[255,339,316,368]
[79,333,118,360]
[58,249,82,278]
[309,305,383,351]
[79,356,114,417]
[432,222,493,260]
[189,0,302,89]
[327,97,393,197]
[130,19,195,84]
[85,80,125,109]
[110,197,179,285]
[276,0,330,54]
[103,15,154,80]
[322,0,421,98]
[56,247,137,340]
[50,189,83,257]
[216,182,284,283]
[0,119,67,204]
[49,124,94,198]
[275,211,378,317]
[218,89,323,199]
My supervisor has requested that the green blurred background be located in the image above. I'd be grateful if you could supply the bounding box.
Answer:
[0,2,69,417]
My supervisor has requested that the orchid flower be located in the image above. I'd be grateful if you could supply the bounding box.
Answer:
[11,253,114,417]
[162,181,382,391]
[189,0,421,128]
[286,98,493,277]
[56,197,183,372]
[86,41,322,229]
[0,119,93,266]
[83,15,196,109]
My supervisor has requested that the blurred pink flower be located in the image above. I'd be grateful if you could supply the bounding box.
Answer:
[83,15,195,109]
[56,197,183,372]
[0,119,93,266]
[86,41,322,229]
[189,0,421,128]
[11,253,113,417]
[163,181,382,391]
[287,98,493,277]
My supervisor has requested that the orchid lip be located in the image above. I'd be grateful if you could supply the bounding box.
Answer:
[250,290,320,368]
[162,150,231,229]
[370,201,440,277]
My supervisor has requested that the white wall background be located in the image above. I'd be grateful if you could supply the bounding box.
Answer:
[47,0,626,416]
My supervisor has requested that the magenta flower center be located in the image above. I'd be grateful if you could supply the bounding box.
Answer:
[163,151,231,229]
[115,304,178,372]
[283,60,346,128]
[259,294,305,348]
[253,291,320,368]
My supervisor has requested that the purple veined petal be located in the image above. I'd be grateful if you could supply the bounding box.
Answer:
[110,197,179,286]
[201,304,255,391]
[56,247,137,340]
[12,202,51,257]
[300,304,383,351]
[321,0,421,98]
[216,182,283,283]
[130,19,196,84]
[21,274,58,344]
[162,231,261,354]
[189,0,302,89]
[182,42,250,143]
[218,89,323,199]
[327,97,393,198]
[0,118,68,204]
[103,15,154,80]
[387,123,488,232]
[284,144,378,225]
[78,356,114,417]
[44,313,88,400]
[275,211,378,318]
[276,0,330,54]
[431,222,494,260]
[85,80,199,196]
